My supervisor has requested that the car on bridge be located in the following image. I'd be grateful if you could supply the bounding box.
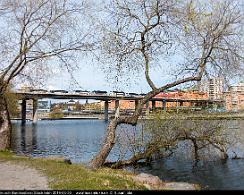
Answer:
[29,89,48,93]
[74,90,90,95]
[126,92,141,97]
[92,90,108,95]
[50,90,69,93]
[109,91,125,97]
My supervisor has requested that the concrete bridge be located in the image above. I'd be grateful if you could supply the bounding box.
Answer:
[15,91,224,124]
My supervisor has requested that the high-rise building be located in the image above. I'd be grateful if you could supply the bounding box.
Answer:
[198,77,224,100]
[209,78,224,100]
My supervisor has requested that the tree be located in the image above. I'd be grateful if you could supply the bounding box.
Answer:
[89,0,244,169]
[107,113,231,168]
[4,84,19,118]
[49,108,64,119]
[0,0,93,150]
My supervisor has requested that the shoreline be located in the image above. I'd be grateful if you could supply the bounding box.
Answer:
[0,151,199,190]
[11,112,244,121]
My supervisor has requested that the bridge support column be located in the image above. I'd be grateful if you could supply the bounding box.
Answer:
[152,100,156,111]
[176,101,179,113]
[104,100,109,121]
[162,100,166,111]
[115,100,120,118]
[146,102,150,116]
[135,100,139,110]
[33,99,38,124]
[21,99,26,126]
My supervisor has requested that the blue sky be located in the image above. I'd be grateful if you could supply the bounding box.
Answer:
[13,0,244,94]
[45,57,173,94]
[46,65,166,93]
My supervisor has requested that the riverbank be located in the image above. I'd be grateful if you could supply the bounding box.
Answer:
[11,111,244,121]
[143,112,244,120]
[0,151,199,190]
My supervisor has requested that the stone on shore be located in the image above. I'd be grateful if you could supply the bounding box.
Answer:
[132,173,199,190]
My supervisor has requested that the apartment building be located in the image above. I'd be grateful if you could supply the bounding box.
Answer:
[224,82,244,111]
[199,78,224,100]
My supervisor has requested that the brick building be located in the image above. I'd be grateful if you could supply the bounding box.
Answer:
[100,90,209,111]
[224,82,244,111]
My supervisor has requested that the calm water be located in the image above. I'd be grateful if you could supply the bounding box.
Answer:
[11,119,244,190]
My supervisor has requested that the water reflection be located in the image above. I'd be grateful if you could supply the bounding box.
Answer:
[11,120,109,163]
[11,124,34,155]
[10,119,244,190]
[133,157,244,190]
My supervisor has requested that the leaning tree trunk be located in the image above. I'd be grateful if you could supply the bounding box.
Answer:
[89,108,139,169]
[89,118,118,169]
[0,94,11,150]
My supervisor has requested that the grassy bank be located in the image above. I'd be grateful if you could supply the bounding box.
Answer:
[141,112,244,120]
[0,151,145,190]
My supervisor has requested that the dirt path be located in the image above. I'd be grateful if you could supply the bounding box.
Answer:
[0,161,50,190]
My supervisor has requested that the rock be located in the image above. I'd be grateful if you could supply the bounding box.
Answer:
[162,182,197,190]
[64,159,72,164]
[132,173,163,190]
[132,173,199,190]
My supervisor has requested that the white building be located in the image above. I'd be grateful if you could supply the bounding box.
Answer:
[198,77,224,100]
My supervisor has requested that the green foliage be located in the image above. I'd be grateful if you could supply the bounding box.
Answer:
[49,109,64,119]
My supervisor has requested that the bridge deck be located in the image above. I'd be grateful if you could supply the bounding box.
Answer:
[15,92,224,103]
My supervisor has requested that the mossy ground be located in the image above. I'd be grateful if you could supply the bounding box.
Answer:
[0,151,145,190]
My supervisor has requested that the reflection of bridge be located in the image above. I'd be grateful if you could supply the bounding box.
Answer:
[15,92,224,124]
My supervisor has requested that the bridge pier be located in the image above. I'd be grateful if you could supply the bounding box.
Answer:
[180,101,183,107]
[135,100,139,110]
[115,100,120,118]
[146,102,150,116]
[33,99,38,124]
[104,100,109,121]
[152,100,156,111]
[162,100,166,111]
[21,99,26,125]
[176,101,179,113]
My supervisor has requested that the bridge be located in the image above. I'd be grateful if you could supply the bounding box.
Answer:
[15,91,224,124]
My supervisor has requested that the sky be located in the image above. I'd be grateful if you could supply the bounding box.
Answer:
[44,57,173,94]
[40,57,174,104]
[11,0,244,95]
[9,0,176,96]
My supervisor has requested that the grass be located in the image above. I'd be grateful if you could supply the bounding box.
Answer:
[0,151,146,190]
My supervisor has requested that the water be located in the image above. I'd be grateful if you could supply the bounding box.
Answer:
[11,119,244,190]
[11,120,109,163]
